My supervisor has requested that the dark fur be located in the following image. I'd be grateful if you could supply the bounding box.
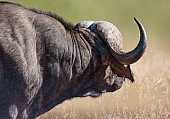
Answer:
[0,2,125,119]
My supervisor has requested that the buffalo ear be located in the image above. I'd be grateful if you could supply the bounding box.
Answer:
[110,60,134,82]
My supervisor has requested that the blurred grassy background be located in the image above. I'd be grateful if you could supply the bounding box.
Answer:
[1,0,170,118]
[1,0,170,53]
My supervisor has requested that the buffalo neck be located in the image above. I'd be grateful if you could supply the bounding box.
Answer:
[28,29,95,117]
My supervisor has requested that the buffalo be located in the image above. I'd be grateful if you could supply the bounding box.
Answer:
[0,1,147,119]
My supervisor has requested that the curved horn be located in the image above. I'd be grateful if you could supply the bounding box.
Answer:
[91,18,147,65]
[116,18,147,64]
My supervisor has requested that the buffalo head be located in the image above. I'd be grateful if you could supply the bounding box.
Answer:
[74,18,147,97]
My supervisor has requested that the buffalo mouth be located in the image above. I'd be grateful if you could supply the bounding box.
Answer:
[82,89,102,98]
[75,87,102,98]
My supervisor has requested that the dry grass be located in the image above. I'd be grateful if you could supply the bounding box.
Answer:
[37,50,170,119]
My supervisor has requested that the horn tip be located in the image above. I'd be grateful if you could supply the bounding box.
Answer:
[134,17,139,24]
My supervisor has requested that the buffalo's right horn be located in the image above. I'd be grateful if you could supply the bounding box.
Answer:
[90,18,147,65]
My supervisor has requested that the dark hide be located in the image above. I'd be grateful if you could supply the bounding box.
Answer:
[0,2,127,119]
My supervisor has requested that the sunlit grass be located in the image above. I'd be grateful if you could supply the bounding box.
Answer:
[37,50,170,119]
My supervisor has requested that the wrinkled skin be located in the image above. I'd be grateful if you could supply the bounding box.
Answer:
[0,2,146,119]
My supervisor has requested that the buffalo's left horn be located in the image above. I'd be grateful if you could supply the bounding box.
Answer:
[74,21,94,29]
[90,18,147,65]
